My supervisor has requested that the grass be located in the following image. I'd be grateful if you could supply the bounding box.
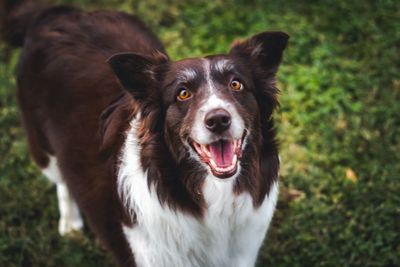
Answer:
[1,0,399,266]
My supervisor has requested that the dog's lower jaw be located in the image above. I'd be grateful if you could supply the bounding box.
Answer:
[191,134,245,179]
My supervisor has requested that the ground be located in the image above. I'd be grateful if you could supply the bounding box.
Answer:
[1,0,399,266]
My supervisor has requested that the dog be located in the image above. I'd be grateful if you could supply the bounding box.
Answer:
[1,1,288,266]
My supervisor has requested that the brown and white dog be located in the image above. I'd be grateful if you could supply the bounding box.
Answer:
[2,1,288,266]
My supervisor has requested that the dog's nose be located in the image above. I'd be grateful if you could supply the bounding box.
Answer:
[204,108,232,133]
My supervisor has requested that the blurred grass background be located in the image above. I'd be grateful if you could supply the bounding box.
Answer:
[1,0,399,266]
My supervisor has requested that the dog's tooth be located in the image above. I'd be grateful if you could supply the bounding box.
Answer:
[193,142,203,154]
[209,159,217,168]
[202,145,211,157]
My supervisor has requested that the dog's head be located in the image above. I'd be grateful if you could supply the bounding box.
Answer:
[108,31,288,181]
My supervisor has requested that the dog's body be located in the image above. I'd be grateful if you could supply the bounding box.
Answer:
[2,1,288,266]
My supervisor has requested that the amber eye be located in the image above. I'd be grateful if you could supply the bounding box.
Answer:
[177,88,192,101]
[230,80,243,91]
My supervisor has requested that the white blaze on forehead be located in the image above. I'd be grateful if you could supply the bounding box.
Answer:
[203,58,216,94]
[190,59,245,145]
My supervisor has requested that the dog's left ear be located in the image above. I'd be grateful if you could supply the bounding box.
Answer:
[230,31,289,74]
[107,51,168,102]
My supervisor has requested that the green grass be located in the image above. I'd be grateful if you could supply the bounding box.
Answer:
[1,0,399,266]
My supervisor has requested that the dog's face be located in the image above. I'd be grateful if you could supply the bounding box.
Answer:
[109,31,288,179]
[161,56,256,178]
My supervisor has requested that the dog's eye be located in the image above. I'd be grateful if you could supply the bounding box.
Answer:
[230,80,243,91]
[177,88,192,101]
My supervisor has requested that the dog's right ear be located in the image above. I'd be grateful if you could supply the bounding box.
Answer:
[107,51,169,101]
[229,31,289,75]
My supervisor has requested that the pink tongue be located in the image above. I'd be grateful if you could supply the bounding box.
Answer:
[209,140,234,168]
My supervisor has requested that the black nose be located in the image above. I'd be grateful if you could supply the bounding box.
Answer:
[204,108,232,133]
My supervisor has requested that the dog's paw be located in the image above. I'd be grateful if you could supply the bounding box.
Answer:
[58,215,84,236]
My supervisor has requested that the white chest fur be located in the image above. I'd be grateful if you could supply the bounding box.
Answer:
[118,123,279,267]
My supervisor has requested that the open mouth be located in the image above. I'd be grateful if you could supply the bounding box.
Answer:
[191,137,244,179]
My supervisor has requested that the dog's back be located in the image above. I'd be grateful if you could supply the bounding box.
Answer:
[17,5,165,166]
[6,3,165,266]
